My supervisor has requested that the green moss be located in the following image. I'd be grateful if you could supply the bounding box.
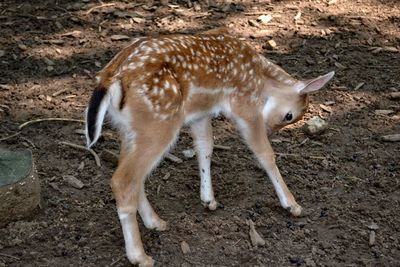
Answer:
[0,149,32,187]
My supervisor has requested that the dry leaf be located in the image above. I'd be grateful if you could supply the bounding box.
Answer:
[334,62,346,69]
[381,134,400,142]
[354,82,365,90]
[371,47,383,54]
[247,220,265,247]
[383,46,399,53]
[110,35,130,41]
[374,110,395,115]
[319,104,332,113]
[61,30,83,38]
[323,100,335,106]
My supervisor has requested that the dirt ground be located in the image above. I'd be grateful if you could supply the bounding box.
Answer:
[1,0,399,266]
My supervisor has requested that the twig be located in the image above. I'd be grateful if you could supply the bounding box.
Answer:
[214,144,231,150]
[0,252,20,260]
[0,132,21,142]
[59,141,101,167]
[309,156,326,160]
[19,118,84,130]
[244,11,273,16]
[86,3,116,14]
[104,149,119,159]
[109,255,124,266]
[275,152,300,157]
[52,88,69,97]
[21,137,36,148]
[165,153,183,163]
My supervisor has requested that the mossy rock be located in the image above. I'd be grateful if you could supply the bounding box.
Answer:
[0,149,41,228]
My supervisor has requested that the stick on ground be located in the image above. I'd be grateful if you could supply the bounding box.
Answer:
[85,3,116,14]
[19,118,84,130]
[0,132,21,142]
[59,141,101,167]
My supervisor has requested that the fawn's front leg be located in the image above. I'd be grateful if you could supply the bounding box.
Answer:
[236,115,302,216]
[190,116,218,210]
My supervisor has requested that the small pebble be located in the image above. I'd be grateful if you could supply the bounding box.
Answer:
[63,175,84,189]
[303,116,328,135]
[369,230,376,246]
[182,149,196,158]
[367,222,379,231]
[180,241,190,254]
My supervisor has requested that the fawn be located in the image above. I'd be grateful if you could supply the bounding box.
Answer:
[85,30,334,266]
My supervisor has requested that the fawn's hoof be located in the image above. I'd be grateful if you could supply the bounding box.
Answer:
[202,199,218,210]
[155,219,168,231]
[128,254,154,267]
[288,204,303,217]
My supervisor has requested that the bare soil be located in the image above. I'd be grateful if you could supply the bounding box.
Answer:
[1,0,399,266]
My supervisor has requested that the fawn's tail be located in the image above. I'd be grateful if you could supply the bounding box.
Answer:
[85,85,110,148]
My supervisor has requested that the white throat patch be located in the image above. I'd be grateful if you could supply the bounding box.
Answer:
[262,96,278,120]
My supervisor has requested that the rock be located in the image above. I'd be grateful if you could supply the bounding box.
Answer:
[367,222,379,230]
[18,44,27,51]
[247,219,265,247]
[0,149,41,228]
[43,57,55,66]
[257,14,273,24]
[388,92,400,100]
[381,134,400,142]
[63,175,84,189]
[0,50,5,57]
[369,230,376,246]
[182,149,196,158]
[265,39,277,50]
[303,116,328,135]
[180,241,190,254]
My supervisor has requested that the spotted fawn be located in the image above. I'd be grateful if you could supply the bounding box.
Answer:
[85,30,334,266]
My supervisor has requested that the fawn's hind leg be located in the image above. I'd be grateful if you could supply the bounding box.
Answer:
[112,121,180,266]
[190,116,218,210]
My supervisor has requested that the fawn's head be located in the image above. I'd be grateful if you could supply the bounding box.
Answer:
[262,71,335,135]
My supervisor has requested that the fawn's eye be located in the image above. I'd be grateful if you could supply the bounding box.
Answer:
[284,112,293,121]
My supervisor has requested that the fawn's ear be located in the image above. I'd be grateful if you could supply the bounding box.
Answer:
[296,71,335,95]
